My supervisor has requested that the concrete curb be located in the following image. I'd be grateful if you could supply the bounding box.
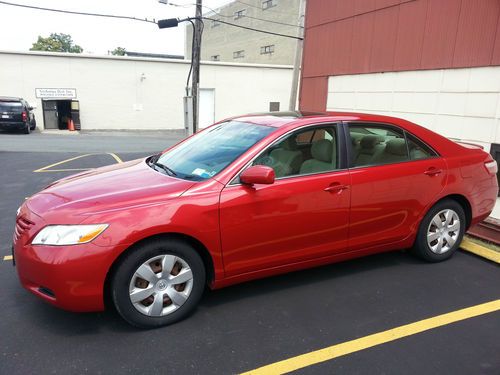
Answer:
[460,239,500,264]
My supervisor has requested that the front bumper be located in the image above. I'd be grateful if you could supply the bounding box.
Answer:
[13,208,128,312]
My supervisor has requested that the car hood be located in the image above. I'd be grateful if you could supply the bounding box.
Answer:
[26,158,196,221]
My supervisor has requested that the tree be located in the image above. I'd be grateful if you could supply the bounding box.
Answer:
[111,47,127,56]
[30,33,83,53]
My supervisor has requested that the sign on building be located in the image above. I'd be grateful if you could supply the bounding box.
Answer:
[35,88,77,99]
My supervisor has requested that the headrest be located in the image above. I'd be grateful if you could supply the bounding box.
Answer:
[281,137,298,151]
[360,135,380,149]
[385,138,407,156]
[311,139,332,163]
[350,132,364,145]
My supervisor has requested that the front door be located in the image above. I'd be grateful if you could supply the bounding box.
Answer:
[42,100,58,129]
[219,124,351,277]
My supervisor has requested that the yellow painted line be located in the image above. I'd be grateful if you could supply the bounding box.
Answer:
[33,154,93,172]
[242,299,500,375]
[33,153,123,173]
[460,239,500,264]
[107,152,123,163]
[3,255,13,261]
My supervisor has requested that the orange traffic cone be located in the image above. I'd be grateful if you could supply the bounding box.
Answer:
[68,119,75,131]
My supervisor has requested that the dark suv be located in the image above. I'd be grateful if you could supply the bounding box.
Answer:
[0,96,36,134]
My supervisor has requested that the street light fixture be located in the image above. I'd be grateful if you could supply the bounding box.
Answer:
[158,0,203,136]
[157,16,198,135]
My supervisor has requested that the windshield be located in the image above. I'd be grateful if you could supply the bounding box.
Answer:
[155,121,276,181]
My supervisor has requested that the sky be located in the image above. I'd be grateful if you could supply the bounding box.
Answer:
[0,0,231,56]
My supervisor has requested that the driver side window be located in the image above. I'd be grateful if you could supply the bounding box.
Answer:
[253,126,338,178]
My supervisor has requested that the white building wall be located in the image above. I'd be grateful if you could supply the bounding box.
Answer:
[0,50,293,130]
[327,67,500,150]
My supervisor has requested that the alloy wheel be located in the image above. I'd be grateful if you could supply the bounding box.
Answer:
[128,254,194,317]
[426,209,461,254]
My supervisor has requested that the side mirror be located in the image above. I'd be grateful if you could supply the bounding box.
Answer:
[28,106,35,110]
[240,165,275,185]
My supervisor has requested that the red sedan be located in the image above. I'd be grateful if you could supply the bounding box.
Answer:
[13,112,498,328]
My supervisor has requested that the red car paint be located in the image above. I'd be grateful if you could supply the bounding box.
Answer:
[13,112,498,312]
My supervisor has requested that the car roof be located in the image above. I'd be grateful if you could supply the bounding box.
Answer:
[232,111,411,128]
[0,96,23,102]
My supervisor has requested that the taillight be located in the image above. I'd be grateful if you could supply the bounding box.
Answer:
[485,160,498,176]
[22,111,27,122]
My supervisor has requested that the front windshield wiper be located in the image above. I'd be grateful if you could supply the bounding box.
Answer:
[153,162,177,177]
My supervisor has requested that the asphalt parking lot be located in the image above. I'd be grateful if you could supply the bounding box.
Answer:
[0,132,499,375]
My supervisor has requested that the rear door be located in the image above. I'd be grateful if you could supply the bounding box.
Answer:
[346,122,447,250]
[0,100,23,123]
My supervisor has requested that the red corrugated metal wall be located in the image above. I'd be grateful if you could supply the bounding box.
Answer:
[299,0,500,111]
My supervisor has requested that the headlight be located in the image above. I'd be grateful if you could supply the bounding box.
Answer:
[32,224,109,246]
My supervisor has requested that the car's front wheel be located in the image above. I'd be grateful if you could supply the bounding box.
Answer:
[412,199,465,262]
[110,239,206,328]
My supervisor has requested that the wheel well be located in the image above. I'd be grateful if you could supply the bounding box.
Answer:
[436,194,472,230]
[103,233,215,310]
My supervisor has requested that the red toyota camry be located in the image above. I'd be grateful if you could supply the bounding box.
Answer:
[13,112,498,328]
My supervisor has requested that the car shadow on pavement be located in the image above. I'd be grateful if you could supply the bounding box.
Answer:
[199,250,421,308]
[20,250,424,334]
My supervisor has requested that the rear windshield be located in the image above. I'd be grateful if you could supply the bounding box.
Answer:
[0,102,23,112]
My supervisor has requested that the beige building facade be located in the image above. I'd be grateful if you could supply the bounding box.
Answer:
[185,0,301,65]
[0,50,293,131]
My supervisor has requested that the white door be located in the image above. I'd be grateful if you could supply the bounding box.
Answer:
[199,88,215,129]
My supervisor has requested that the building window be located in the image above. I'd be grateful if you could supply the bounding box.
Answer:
[260,45,275,54]
[234,9,246,19]
[211,19,221,28]
[211,55,220,61]
[262,0,277,10]
[233,50,245,59]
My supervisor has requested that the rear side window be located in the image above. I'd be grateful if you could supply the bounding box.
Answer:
[349,124,408,167]
[0,102,22,112]
[406,133,437,160]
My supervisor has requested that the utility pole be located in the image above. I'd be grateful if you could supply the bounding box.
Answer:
[191,0,203,133]
[289,0,306,111]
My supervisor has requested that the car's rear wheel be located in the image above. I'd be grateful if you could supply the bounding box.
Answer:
[23,123,30,134]
[110,239,206,328]
[412,199,465,262]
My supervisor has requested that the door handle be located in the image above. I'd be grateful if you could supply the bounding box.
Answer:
[424,168,442,176]
[324,184,349,194]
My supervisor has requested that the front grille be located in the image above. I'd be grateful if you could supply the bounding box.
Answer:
[14,216,34,241]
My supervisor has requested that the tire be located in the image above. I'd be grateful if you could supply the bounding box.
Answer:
[23,123,30,134]
[30,119,36,131]
[412,199,465,262]
[110,239,206,328]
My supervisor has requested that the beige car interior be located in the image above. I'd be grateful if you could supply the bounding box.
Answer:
[255,128,338,178]
[268,137,303,177]
[254,125,434,179]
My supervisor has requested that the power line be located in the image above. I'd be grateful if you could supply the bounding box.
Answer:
[201,17,302,40]
[0,0,301,40]
[170,2,302,29]
[234,0,298,16]
[0,0,157,24]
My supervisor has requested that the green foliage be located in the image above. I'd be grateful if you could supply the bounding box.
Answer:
[30,33,83,53]
[111,47,127,56]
